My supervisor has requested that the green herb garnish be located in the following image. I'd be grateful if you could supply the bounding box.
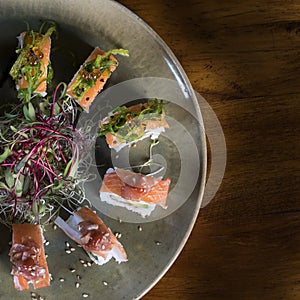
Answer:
[70,48,129,101]
[98,99,166,143]
[9,21,57,102]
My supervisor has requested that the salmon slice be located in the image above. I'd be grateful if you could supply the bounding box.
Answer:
[99,101,169,152]
[100,168,171,217]
[55,206,127,265]
[17,32,51,95]
[10,224,50,291]
[66,47,118,111]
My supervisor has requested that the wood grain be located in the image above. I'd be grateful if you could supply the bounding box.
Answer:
[118,0,300,299]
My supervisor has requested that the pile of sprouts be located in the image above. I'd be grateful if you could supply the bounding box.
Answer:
[0,22,93,226]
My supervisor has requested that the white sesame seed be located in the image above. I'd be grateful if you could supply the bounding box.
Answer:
[80,259,85,264]
[59,278,65,282]
[45,240,50,246]
[8,241,12,246]
[45,254,48,258]
[49,273,53,280]
[53,224,57,230]
[39,297,45,300]
[65,242,70,248]
[75,282,80,288]
[155,241,161,245]
[70,268,76,273]
[76,274,81,280]
[70,247,76,252]
[31,293,37,297]
[138,226,142,231]
[103,281,108,286]
[83,263,88,267]
[65,249,71,254]
[118,233,122,238]
[82,293,89,298]
[115,155,119,159]
[87,262,92,267]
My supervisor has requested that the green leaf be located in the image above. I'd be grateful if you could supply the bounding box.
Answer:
[63,159,73,177]
[0,182,9,190]
[28,102,36,121]
[23,104,30,120]
[5,168,14,189]
[15,174,24,197]
[0,147,12,163]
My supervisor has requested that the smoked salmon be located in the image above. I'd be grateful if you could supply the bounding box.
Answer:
[9,23,56,101]
[99,99,169,152]
[9,224,50,291]
[100,168,171,217]
[66,47,128,111]
[55,206,127,265]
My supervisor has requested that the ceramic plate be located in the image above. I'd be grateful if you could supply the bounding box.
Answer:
[0,1,206,299]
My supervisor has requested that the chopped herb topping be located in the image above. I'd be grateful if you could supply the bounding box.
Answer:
[9,21,57,102]
[98,99,167,143]
[70,48,129,101]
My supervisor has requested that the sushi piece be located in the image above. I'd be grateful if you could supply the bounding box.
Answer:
[9,224,50,291]
[99,99,169,152]
[66,47,129,111]
[9,24,56,101]
[100,168,171,217]
[55,206,127,265]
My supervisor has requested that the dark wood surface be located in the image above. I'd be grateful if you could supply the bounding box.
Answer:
[118,1,300,299]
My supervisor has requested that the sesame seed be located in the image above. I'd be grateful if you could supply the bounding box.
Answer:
[45,254,48,258]
[118,233,122,238]
[69,268,76,273]
[87,262,92,267]
[31,293,37,298]
[53,224,57,230]
[82,293,89,298]
[115,155,119,159]
[80,259,85,264]
[83,263,88,267]
[59,278,65,282]
[8,241,12,246]
[103,281,108,286]
[75,282,80,288]
[45,240,50,246]
[39,297,45,300]
[65,249,71,254]
[70,247,76,252]
[138,226,142,231]
[76,274,81,280]
[65,242,70,248]
[49,273,53,281]
[155,241,161,245]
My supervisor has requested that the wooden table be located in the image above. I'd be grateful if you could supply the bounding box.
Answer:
[118,0,300,299]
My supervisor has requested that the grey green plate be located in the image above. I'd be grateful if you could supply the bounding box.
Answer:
[0,0,206,299]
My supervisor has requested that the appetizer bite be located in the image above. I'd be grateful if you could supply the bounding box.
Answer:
[9,22,56,102]
[55,206,127,265]
[100,168,171,217]
[9,224,50,291]
[66,47,129,111]
[99,99,169,152]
